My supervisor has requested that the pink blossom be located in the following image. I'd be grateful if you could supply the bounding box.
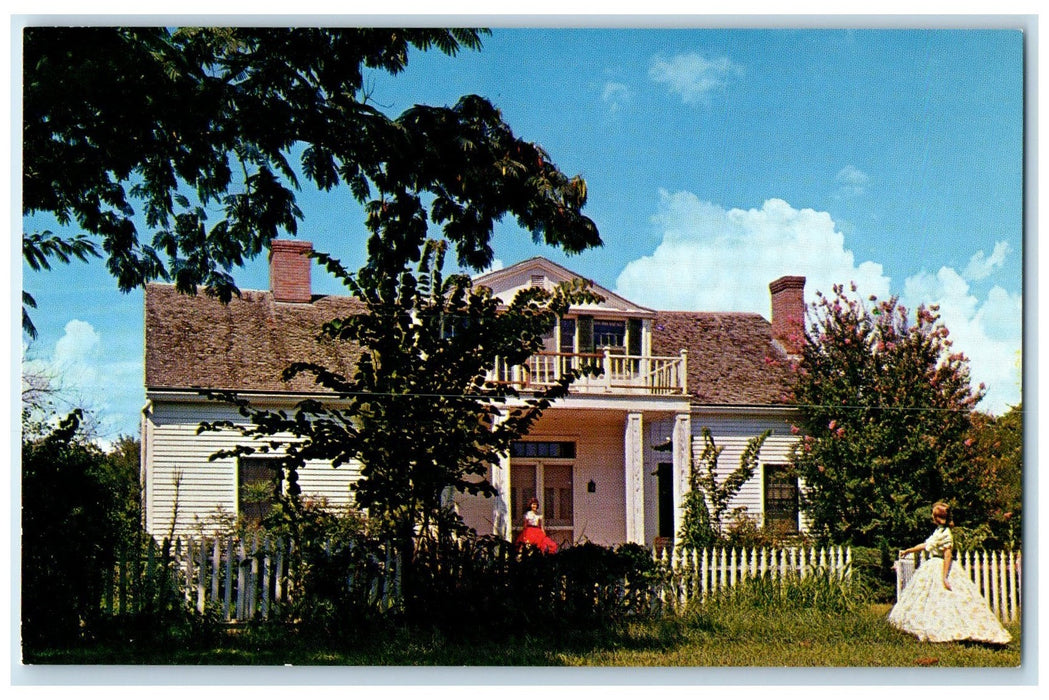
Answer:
[828,420,837,431]
[790,425,801,435]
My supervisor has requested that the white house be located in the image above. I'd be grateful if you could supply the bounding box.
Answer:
[141,240,805,547]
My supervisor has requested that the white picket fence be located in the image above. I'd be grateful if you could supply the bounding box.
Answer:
[174,535,295,622]
[109,538,1018,626]
[894,550,1021,623]
[105,535,400,623]
[654,545,852,609]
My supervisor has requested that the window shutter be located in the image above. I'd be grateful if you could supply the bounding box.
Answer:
[628,318,643,356]
[577,315,594,353]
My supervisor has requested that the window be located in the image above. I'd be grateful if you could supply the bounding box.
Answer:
[511,441,576,459]
[510,463,537,524]
[593,320,626,350]
[763,464,799,534]
[438,312,471,339]
[238,458,283,526]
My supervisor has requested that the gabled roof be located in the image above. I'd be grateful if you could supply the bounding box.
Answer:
[651,311,796,406]
[145,263,798,406]
[145,284,365,393]
[474,257,657,318]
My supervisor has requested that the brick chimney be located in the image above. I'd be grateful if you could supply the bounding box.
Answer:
[269,239,313,303]
[769,275,806,356]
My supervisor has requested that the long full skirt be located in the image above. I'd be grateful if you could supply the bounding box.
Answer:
[888,558,1011,644]
[515,525,559,553]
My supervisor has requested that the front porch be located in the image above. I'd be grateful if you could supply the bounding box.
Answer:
[457,403,692,549]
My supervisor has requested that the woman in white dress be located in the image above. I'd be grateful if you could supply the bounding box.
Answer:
[888,502,1011,644]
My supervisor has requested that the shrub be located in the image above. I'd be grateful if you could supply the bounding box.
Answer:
[847,546,897,604]
[387,536,660,636]
[22,411,137,649]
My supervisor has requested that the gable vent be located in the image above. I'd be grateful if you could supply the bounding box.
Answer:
[530,274,546,287]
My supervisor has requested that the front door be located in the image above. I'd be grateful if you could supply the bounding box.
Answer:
[511,461,574,546]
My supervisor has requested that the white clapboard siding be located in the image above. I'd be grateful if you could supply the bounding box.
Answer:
[894,550,1021,623]
[687,410,802,531]
[144,400,362,537]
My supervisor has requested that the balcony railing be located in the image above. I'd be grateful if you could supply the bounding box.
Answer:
[490,349,688,396]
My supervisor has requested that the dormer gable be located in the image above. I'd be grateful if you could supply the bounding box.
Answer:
[473,257,657,319]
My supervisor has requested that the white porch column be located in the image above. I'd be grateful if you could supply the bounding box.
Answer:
[624,412,645,544]
[491,416,512,541]
[672,413,692,549]
[492,449,512,541]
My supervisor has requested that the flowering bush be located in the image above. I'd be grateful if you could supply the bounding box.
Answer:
[790,284,985,548]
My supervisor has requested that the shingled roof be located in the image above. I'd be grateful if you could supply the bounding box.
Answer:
[651,311,796,406]
[146,284,797,406]
[145,284,366,394]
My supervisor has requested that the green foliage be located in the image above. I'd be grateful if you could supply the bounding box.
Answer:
[202,241,602,561]
[21,411,146,648]
[690,567,869,617]
[385,537,659,636]
[964,405,1023,549]
[790,285,984,548]
[677,490,716,549]
[722,508,805,549]
[846,546,899,604]
[674,428,771,548]
[21,232,100,337]
[23,27,599,331]
[175,27,603,602]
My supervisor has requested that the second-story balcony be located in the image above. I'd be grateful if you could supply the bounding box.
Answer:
[490,349,688,396]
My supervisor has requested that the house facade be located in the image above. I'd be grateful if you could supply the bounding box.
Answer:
[142,240,805,547]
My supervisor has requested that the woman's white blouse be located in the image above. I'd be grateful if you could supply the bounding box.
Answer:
[923,526,953,557]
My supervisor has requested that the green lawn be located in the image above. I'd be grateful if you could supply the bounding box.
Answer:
[25,604,1021,668]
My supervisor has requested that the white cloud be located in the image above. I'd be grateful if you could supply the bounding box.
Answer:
[963,240,1011,281]
[601,81,630,112]
[23,319,143,440]
[53,319,101,387]
[648,53,741,105]
[902,266,1022,415]
[615,193,890,314]
[835,165,870,198]
[615,193,1021,415]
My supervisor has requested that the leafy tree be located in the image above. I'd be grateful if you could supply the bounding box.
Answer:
[789,284,984,549]
[22,411,143,647]
[202,241,602,606]
[964,405,1023,549]
[669,428,771,549]
[23,27,598,332]
[21,233,99,338]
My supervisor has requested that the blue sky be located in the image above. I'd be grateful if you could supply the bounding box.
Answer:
[18,25,1026,443]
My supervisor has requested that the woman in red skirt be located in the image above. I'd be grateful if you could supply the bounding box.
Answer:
[515,497,559,553]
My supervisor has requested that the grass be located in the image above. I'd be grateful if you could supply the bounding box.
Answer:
[25,603,1021,668]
